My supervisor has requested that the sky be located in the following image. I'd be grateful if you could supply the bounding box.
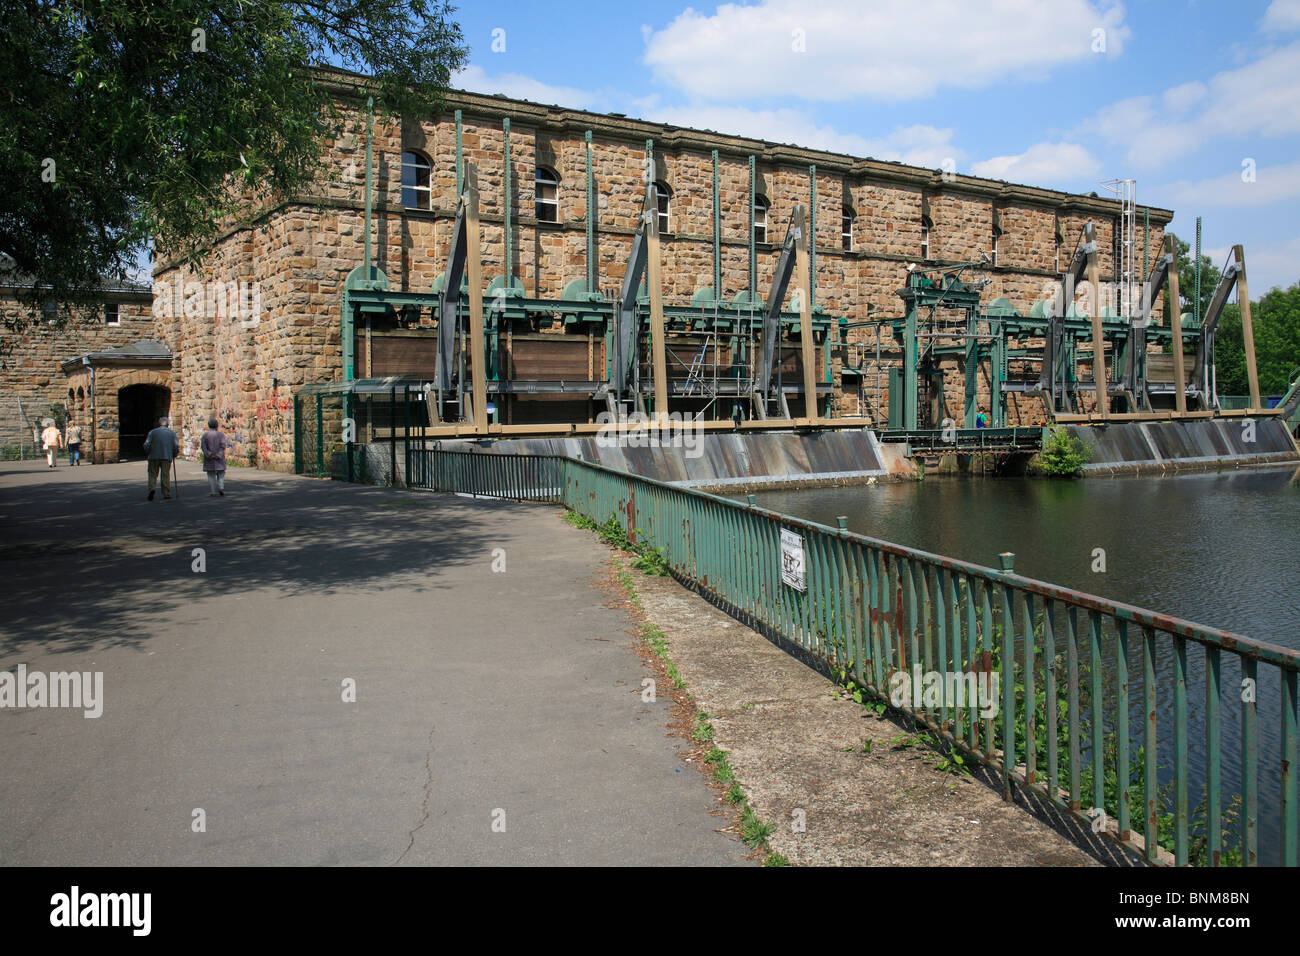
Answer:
[446,0,1300,294]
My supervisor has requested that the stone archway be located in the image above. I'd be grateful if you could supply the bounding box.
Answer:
[117,383,171,460]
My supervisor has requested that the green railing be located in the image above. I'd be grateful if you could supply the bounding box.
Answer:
[408,448,562,501]
[878,427,1044,454]
[411,449,1300,866]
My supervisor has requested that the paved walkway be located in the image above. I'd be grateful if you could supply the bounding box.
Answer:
[0,459,748,866]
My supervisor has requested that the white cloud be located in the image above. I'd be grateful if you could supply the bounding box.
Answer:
[1163,81,1207,113]
[452,65,603,110]
[638,102,964,167]
[1224,236,1300,292]
[642,0,1129,102]
[1262,0,1300,31]
[1079,41,1300,169]
[971,142,1102,187]
[1157,160,1300,208]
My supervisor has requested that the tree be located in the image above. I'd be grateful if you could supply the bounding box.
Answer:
[1253,284,1300,395]
[0,0,467,327]
[1211,283,1300,398]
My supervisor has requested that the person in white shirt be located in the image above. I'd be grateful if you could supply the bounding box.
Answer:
[40,420,63,468]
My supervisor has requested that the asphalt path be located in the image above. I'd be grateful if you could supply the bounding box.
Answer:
[0,458,747,866]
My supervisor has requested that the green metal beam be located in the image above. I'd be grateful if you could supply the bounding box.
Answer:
[455,109,463,196]
[712,150,721,302]
[809,165,817,311]
[586,130,595,292]
[504,117,512,286]
[748,156,756,302]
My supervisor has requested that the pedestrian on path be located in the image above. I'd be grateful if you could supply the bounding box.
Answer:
[143,416,179,500]
[66,421,84,466]
[201,418,230,497]
[40,419,62,468]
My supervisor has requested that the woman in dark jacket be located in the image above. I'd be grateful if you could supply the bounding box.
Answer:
[201,418,230,496]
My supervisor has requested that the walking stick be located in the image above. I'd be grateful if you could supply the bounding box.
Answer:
[172,457,180,498]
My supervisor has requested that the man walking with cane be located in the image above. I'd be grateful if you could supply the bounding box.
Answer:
[143,416,179,501]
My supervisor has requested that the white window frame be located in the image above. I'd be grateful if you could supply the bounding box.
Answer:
[653,181,671,234]
[104,302,120,325]
[920,225,930,260]
[535,166,559,223]
[753,197,769,245]
[401,151,432,210]
[842,208,854,251]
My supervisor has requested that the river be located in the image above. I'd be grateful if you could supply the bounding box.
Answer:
[742,466,1300,647]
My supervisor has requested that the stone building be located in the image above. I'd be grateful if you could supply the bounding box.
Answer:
[148,70,1172,472]
[0,269,156,461]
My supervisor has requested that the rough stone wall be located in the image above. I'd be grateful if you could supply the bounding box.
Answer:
[61,364,171,463]
[0,297,153,450]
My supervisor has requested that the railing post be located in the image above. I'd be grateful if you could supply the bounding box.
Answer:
[998,552,1015,800]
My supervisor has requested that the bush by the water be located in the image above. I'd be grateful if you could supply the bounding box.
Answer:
[1034,427,1091,478]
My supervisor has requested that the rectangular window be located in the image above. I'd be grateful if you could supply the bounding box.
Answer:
[105,303,119,325]
[753,201,768,244]
[920,226,930,260]
[400,152,432,210]
[991,232,998,267]
[535,168,559,223]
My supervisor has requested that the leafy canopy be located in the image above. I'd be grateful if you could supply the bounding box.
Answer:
[1215,283,1300,396]
[0,0,467,322]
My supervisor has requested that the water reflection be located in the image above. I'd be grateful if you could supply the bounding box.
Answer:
[743,467,1300,645]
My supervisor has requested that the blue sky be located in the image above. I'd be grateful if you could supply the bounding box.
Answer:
[448,0,1300,293]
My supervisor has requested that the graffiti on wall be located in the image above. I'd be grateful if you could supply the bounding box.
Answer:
[254,395,292,464]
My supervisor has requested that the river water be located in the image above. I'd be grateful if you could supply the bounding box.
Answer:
[744,467,1300,647]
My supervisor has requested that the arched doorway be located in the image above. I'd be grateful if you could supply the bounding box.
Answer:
[117,384,171,459]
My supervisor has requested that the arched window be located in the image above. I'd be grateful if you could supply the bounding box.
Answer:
[535,166,559,222]
[841,207,855,251]
[653,181,671,234]
[753,196,770,245]
[401,151,432,209]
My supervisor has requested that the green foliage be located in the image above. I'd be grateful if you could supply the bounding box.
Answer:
[574,511,675,577]
[1,1,467,323]
[725,783,746,804]
[762,851,789,867]
[1034,427,1090,478]
[740,807,774,848]
[934,751,971,776]
[563,512,597,531]
[705,747,734,785]
[1215,284,1300,396]
[597,515,627,547]
[641,623,668,658]
[691,711,714,742]
[631,546,670,577]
